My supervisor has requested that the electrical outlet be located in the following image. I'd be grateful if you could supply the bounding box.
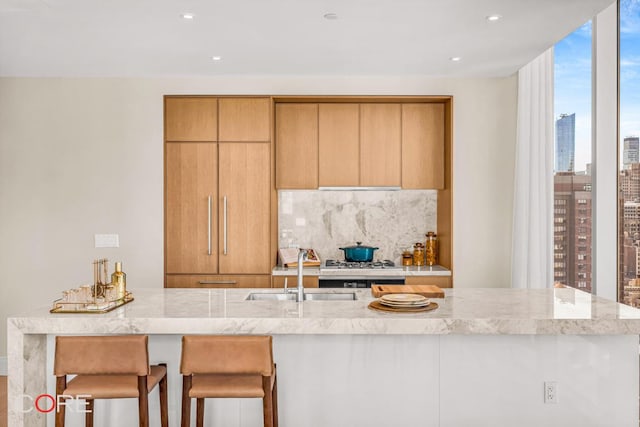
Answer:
[95,234,119,248]
[544,381,558,404]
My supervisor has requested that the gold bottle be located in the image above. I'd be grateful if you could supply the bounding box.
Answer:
[111,262,127,301]
[425,232,438,266]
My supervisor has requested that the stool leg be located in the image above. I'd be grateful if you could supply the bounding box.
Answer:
[85,400,94,427]
[262,376,273,427]
[138,376,149,427]
[272,375,279,427]
[196,398,205,427]
[181,376,192,427]
[55,376,66,427]
[159,364,168,427]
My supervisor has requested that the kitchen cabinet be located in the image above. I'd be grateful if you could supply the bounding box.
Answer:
[165,274,271,288]
[165,96,273,286]
[218,98,271,142]
[277,101,430,189]
[165,97,218,142]
[360,103,401,187]
[275,103,319,189]
[402,103,445,189]
[165,142,218,274]
[218,143,271,274]
[318,104,360,187]
[272,276,319,288]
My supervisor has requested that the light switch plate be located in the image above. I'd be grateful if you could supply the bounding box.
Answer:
[95,234,119,248]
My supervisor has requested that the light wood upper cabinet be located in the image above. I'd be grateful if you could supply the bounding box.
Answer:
[165,97,217,142]
[165,142,218,274]
[402,103,445,189]
[360,104,401,186]
[275,103,319,189]
[218,143,271,274]
[218,98,271,142]
[318,104,360,187]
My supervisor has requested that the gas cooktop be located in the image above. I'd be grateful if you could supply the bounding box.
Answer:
[323,259,402,270]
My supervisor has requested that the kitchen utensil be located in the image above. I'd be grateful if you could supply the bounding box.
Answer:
[368,300,438,313]
[339,242,379,262]
[380,293,428,304]
[371,285,445,298]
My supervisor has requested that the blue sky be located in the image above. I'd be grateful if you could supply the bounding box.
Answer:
[554,0,640,172]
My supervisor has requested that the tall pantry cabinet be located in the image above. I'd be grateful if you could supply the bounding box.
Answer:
[164,97,272,288]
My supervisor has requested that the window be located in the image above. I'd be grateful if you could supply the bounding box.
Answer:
[554,21,593,293]
[619,0,640,307]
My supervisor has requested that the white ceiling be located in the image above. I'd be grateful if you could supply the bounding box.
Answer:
[0,0,614,78]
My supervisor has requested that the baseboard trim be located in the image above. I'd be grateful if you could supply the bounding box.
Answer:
[0,356,7,375]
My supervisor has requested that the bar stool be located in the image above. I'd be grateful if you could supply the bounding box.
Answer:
[54,335,168,427]
[180,335,278,427]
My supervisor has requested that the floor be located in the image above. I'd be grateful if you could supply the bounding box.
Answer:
[0,376,6,427]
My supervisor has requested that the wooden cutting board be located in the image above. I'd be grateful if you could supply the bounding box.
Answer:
[371,284,445,298]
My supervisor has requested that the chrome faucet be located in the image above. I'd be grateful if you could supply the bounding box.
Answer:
[297,248,305,302]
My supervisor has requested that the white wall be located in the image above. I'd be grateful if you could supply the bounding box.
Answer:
[0,75,517,356]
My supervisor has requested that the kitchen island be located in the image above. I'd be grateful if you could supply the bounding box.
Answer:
[8,287,640,426]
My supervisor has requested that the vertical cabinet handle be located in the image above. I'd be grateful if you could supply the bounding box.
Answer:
[207,195,212,256]
[223,196,228,255]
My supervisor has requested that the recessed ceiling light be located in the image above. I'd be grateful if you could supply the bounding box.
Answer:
[181,13,195,20]
[323,12,338,20]
[486,14,502,22]
[211,56,222,61]
[450,57,461,62]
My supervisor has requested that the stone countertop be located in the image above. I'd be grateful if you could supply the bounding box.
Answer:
[9,287,640,335]
[271,265,451,277]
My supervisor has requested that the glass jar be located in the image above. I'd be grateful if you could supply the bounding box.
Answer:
[402,251,413,266]
[425,231,438,266]
[413,243,426,266]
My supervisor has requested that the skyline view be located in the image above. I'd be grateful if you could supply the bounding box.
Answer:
[554,0,640,172]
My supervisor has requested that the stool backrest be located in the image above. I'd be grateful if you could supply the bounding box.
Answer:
[181,335,273,376]
[54,335,150,376]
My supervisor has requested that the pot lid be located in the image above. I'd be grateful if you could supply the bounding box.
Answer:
[339,242,379,250]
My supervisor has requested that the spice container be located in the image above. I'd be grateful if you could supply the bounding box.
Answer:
[425,231,438,266]
[413,243,426,266]
[402,251,413,266]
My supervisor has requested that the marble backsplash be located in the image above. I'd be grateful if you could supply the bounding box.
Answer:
[278,190,437,264]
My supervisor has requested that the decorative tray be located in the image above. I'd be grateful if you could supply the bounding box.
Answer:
[50,292,134,314]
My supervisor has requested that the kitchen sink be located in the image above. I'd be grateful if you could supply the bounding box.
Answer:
[245,292,357,301]
[245,293,298,301]
[303,292,357,301]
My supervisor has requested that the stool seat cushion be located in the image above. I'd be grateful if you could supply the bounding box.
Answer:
[189,374,266,398]
[63,364,167,399]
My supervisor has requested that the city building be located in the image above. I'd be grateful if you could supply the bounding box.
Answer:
[553,172,592,291]
[623,136,640,169]
[555,113,576,172]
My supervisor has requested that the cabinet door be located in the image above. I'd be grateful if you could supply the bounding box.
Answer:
[165,97,218,142]
[402,103,445,189]
[319,104,360,187]
[218,143,271,274]
[360,104,401,186]
[165,143,218,273]
[218,98,271,142]
[275,103,319,189]
[166,274,271,288]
